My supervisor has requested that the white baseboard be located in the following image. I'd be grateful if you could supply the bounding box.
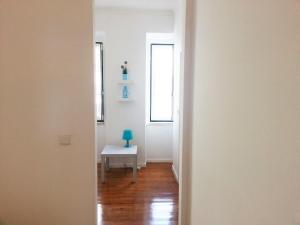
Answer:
[146,159,173,163]
[97,161,146,169]
[172,164,179,183]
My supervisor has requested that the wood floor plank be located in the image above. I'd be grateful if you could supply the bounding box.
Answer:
[97,163,178,225]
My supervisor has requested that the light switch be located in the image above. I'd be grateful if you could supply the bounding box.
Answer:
[58,135,72,145]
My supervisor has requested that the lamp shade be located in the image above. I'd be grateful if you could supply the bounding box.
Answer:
[122,129,133,141]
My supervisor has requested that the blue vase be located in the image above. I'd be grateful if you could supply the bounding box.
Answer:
[122,86,128,98]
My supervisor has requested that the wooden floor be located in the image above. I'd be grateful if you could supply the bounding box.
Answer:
[97,163,178,225]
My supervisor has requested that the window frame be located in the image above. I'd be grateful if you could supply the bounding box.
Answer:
[96,42,104,123]
[150,43,174,123]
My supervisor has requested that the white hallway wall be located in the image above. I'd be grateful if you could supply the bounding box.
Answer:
[94,8,174,165]
[172,0,187,183]
[188,0,300,224]
[0,1,96,225]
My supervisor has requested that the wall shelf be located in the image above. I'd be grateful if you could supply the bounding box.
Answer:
[118,98,134,102]
[118,80,134,85]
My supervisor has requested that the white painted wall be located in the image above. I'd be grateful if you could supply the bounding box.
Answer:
[188,0,300,225]
[180,0,193,222]
[145,125,173,161]
[0,1,96,225]
[94,8,175,166]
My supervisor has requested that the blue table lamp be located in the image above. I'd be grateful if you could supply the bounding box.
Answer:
[122,129,133,148]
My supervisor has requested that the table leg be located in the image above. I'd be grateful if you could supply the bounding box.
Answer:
[101,155,105,183]
[105,157,110,171]
[133,155,137,182]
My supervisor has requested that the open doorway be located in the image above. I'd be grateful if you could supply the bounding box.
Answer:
[94,1,185,224]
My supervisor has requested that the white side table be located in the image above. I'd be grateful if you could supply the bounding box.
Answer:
[101,145,138,183]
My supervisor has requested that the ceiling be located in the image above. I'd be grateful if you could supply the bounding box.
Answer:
[95,0,178,10]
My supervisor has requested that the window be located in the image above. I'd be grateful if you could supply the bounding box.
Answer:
[95,42,104,122]
[150,44,174,122]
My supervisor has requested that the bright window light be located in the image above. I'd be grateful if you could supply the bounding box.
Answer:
[150,44,174,122]
[95,42,104,122]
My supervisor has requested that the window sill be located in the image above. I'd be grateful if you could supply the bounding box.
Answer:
[145,122,173,127]
[97,121,105,126]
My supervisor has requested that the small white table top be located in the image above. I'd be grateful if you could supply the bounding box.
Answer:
[101,145,137,156]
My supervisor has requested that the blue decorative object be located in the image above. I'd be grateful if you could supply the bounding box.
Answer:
[121,61,128,80]
[122,85,128,98]
[122,73,128,80]
[122,129,133,148]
